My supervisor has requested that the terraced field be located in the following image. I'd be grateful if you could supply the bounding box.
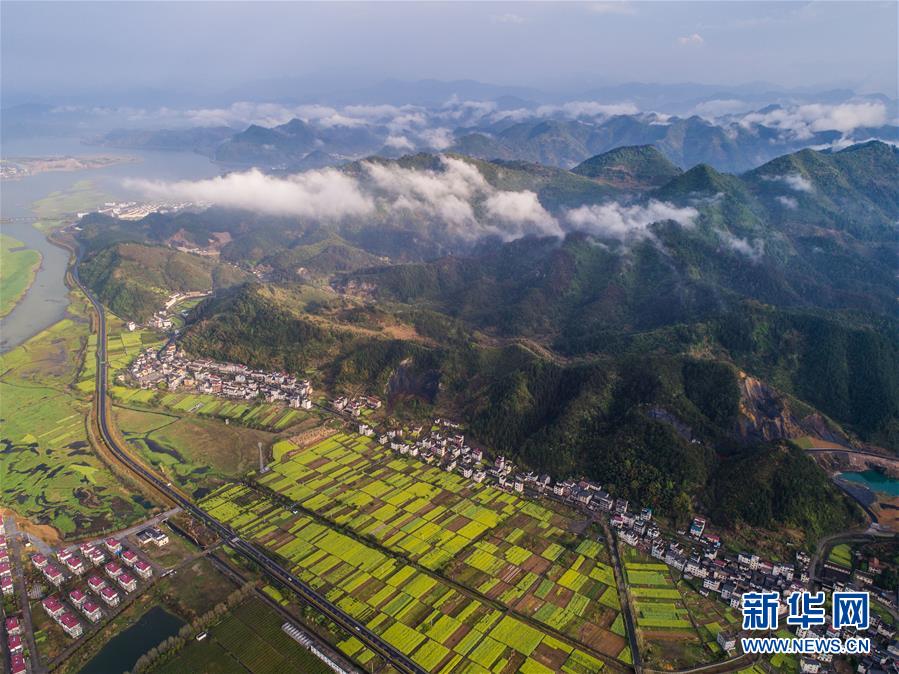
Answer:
[200,432,624,673]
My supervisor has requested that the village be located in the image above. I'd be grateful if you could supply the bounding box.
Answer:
[110,339,899,674]
[127,343,314,408]
[345,408,899,674]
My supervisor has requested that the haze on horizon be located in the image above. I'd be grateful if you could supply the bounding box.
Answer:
[2,0,897,106]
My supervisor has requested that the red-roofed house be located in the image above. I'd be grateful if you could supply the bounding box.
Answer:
[134,560,152,579]
[44,564,64,586]
[5,616,22,635]
[0,562,11,577]
[59,612,83,638]
[31,553,48,569]
[66,555,85,575]
[87,575,106,593]
[100,586,119,607]
[104,561,122,579]
[1,576,13,595]
[105,538,122,554]
[42,596,65,618]
[57,548,73,563]
[10,654,26,674]
[87,547,106,565]
[82,600,102,623]
[121,550,138,567]
[0,535,7,548]
[69,588,87,607]
[117,573,137,593]
[0,549,9,564]
[7,633,23,654]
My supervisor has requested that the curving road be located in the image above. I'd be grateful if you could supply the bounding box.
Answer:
[70,250,427,674]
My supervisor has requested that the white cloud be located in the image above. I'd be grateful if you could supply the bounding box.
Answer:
[781,173,813,193]
[739,101,889,140]
[718,231,764,261]
[564,200,698,241]
[677,33,704,46]
[124,168,374,219]
[126,156,566,242]
[383,135,415,151]
[776,195,798,209]
[484,191,562,237]
[417,127,455,150]
[492,12,526,24]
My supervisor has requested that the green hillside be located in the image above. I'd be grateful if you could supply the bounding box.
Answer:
[79,242,248,321]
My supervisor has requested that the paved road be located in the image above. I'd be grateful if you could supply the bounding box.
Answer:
[76,507,181,549]
[5,516,47,674]
[602,519,643,674]
[70,250,426,674]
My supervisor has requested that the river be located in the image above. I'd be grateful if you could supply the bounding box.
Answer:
[77,605,185,674]
[0,137,221,352]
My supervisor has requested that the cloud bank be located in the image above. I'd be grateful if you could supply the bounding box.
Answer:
[125,157,699,244]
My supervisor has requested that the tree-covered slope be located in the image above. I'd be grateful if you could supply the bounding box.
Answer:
[79,242,248,321]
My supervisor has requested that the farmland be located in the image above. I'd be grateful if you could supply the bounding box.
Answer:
[621,547,741,669]
[154,597,333,674]
[110,385,312,432]
[199,431,627,673]
[0,233,41,317]
[114,405,278,497]
[0,296,151,538]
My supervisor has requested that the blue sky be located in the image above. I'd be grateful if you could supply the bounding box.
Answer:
[2,1,896,101]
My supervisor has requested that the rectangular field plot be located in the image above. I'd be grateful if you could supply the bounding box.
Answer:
[622,547,740,670]
[201,431,631,670]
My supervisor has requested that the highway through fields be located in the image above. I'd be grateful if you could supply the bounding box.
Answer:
[70,249,427,674]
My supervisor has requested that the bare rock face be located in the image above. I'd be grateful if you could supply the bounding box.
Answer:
[735,373,848,445]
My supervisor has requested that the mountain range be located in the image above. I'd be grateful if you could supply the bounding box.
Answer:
[75,140,898,541]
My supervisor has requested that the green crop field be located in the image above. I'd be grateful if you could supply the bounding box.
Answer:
[110,385,310,432]
[0,233,41,317]
[828,543,852,568]
[155,598,333,674]
[199,431,629,672]
[622,548,741,671]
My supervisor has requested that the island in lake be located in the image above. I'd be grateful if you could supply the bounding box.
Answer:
[0,154,136,180]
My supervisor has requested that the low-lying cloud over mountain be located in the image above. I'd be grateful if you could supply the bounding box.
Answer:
[125,155,701,243]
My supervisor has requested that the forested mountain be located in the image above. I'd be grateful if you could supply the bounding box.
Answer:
[78,242,248,321]
[76,140,898,539]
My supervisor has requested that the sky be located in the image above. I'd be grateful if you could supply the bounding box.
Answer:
[2,1,897,104]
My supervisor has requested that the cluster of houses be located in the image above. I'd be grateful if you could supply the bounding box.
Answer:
[357,409,899,672]
[31,537,154,642]
[0,533,13,597]
[127,344,314,406]
[5,616,28,674]
[331,394,382,417]
[375,421,488,482]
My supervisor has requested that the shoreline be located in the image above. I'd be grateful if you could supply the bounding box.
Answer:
[0,233,43,318]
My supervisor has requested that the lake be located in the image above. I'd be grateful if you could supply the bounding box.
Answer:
[0,137,220,352]
[838,470,899,498]
[77,605,184,674]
